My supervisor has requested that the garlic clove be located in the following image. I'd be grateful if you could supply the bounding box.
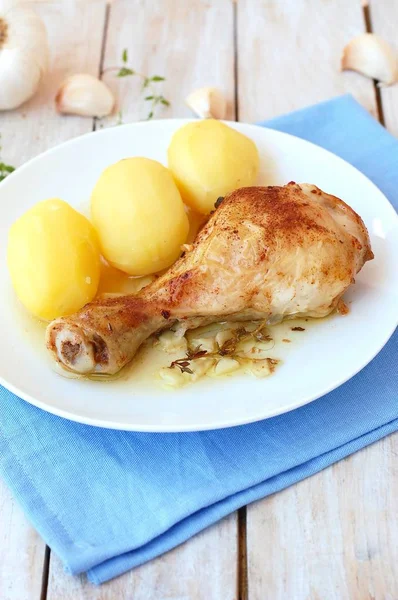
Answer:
[185,87,227,119]
[341,33,398,85]
[55,74,115,118]
[157,330,188,354]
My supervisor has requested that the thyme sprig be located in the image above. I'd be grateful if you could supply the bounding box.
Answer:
[0,135,15,182]
[170,346,208,375]
[169,321,275,374]
[111,49,170,121]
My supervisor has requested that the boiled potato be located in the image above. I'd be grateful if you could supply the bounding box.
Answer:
[7,199,100,320]
[168,120,259,214]
[91,157,189,276]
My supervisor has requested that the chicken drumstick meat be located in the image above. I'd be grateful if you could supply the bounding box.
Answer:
[46,183,373,375]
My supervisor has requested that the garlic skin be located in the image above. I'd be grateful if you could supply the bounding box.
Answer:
[0,2,49,110]
[341,33,398,85]
[55,74,115,118]
[186,87,227,119]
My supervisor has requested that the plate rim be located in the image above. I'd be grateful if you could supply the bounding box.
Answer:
[1,119,397,431]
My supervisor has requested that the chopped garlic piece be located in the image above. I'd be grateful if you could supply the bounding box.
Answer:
[237,339,272,359]
[215,329,234,348]
[188,336,217,354]
[245,359,272,378]
[213,357,240,376]
[236,339,256,356]
[158,330,188,354]
[190,357,215,380]
[158,367,187,388]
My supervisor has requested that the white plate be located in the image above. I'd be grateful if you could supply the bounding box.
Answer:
[0,120,397,432]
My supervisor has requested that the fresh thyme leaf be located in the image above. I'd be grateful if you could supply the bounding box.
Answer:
[117,67,135,77]
[0,135,15,183]
[116,110,124,126]
[112,50,170,121]
[0,171,14,182]
[0,164,14,173]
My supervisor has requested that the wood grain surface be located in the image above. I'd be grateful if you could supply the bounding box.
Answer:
[101,0,235,124]
[247,434,398,600]
[236,0,376,122]
[0,1,397,599]
[0,481,46,600]
[48,514,238,600]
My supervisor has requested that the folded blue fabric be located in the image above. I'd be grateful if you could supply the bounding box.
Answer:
[0,95,397,585]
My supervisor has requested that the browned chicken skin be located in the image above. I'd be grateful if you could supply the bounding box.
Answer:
[46,183,373,374]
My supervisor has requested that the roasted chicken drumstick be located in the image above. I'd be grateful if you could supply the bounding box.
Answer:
[46,183,373,374]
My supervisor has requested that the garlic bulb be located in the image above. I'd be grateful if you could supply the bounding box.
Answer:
[341,33,398,85]
[0,1,49,110]
[55,74,115,118]
[186,87,227,119]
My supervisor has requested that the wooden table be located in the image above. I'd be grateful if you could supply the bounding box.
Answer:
[1,1,397,598]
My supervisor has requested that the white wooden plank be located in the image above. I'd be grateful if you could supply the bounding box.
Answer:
[47,0,238,596]
[0,1,107,598]
[246,433,398,600]
[48,513,238,600]
[101,0,235,124]
[237,0,376,122]
[368,0,398,136]
[0,480,46,600]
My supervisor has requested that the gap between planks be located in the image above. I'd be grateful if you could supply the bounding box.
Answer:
[233,4,247,600]
[362,2,385,125]
[40,547,50,600]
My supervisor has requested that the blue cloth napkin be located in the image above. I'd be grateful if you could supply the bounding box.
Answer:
[1,95,397,585]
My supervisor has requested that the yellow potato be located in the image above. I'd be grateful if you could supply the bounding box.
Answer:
[7,199,100,320]
[168,120,259,214]
[91,157,189,276]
